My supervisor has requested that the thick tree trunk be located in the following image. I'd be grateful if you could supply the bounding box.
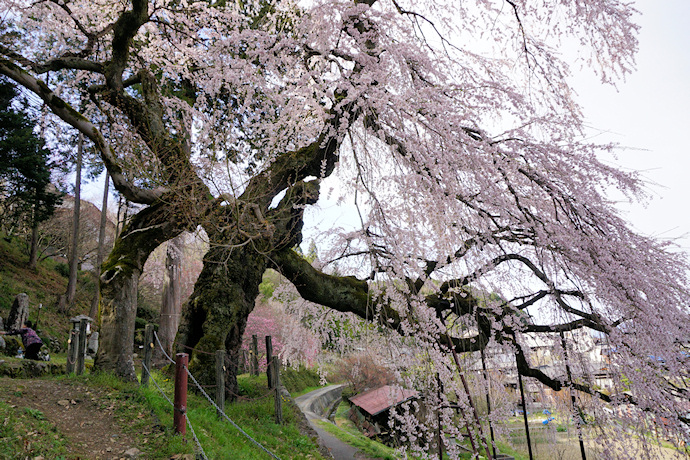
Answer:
[153,234,183,367]
[97,265,140,379]
[65,133,83,310]
[177,243,266,399]
[95,200,187,380]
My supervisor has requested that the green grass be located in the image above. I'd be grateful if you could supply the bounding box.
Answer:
[0,400,69,459]
[137,370,326,459]
[314,418,400,460]
[0,369,327,459]
[281,365,323,393]
[0,233,94,347]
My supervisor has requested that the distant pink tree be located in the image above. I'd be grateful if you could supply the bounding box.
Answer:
[241,299,320,371]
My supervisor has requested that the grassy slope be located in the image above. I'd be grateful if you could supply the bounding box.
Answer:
[0,235,95,344]
[0,235,325,458]
[0,371,327,459]
[139,372,326,459]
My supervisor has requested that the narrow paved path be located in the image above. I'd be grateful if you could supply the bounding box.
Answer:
[295,385,365,460]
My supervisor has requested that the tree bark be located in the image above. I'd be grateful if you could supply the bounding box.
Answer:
[95,199,187,380]
[65,133,83,310]
[153,234,183,367]
[177,243,266,399]
[89,173,110,321]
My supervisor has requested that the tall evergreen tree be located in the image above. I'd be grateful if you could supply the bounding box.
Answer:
[0,78,60,263]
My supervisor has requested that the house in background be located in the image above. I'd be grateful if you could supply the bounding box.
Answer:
[348,384,418,441]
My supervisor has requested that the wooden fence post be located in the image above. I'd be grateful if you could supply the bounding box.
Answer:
[216,350,226,418]
[265,335,273,389]
[66,322,79,374]
[141,324,154,387]
[240,349,247,374]
[76,318,88,375]
[174,353,189,435]
[273,358,282,424]
[251,334,259,376]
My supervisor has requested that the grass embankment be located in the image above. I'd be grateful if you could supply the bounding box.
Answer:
[315,401,401,459]
[140,370,326,459]
[0,399,70,458]
[0,234,95,344]
[0,367,327,459]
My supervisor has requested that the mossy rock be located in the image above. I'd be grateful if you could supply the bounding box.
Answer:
[1,336,21,357]
[42,335,63,353]
[0,359,66,378]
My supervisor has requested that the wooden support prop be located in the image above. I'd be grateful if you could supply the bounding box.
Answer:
[436,374,445,460]
[560,331,587,460]
[481,346,497,459]
[76,318,88,375]
[174,353,189,435]
[266,335,273,389]
[240,349,247,374]
[273,358,282,424]
[449,346,492,460]
[141,324,154,387]
[517,365,534,460]
[216,350,226,419]
[251,334,259,376]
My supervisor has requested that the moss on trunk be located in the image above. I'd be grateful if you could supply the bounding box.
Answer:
[177,243,267,398]
[95,200,187,380]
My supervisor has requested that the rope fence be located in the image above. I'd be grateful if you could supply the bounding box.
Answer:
[141,359,208,459]
[140,329,282,460]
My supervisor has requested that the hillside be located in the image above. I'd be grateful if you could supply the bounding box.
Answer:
[0,234,333,459]
[0,234,97,347]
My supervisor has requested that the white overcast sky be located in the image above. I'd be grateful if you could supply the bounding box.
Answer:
[573,0,690,255]
[82,0,690,259]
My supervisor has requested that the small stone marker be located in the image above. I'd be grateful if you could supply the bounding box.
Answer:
[7,293,29,331]
[87,331,99,355]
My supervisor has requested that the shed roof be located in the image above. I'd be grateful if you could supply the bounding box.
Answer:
[349,385,418,416]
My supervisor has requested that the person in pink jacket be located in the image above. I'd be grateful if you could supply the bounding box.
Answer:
[0,322,43,359]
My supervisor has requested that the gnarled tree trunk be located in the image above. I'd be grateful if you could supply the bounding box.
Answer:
[95,200,187,380]
[177,242,266,398]
[153,234,183,367]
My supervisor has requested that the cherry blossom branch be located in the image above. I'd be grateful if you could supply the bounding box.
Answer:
[33,57,104,74]
[106,0,150,91]
[0,59,167,204]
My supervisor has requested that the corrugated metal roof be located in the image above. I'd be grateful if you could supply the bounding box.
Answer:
[349,385,418,416]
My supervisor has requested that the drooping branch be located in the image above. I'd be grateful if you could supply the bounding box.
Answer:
[271,248,484,351]
[0,60,167,204]
[524,318,604,334]
[511,336,621,405]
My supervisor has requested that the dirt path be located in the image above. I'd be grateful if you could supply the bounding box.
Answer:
[0,377,146,459]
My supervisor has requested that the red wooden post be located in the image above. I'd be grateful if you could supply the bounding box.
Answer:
[174,353,188,435]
